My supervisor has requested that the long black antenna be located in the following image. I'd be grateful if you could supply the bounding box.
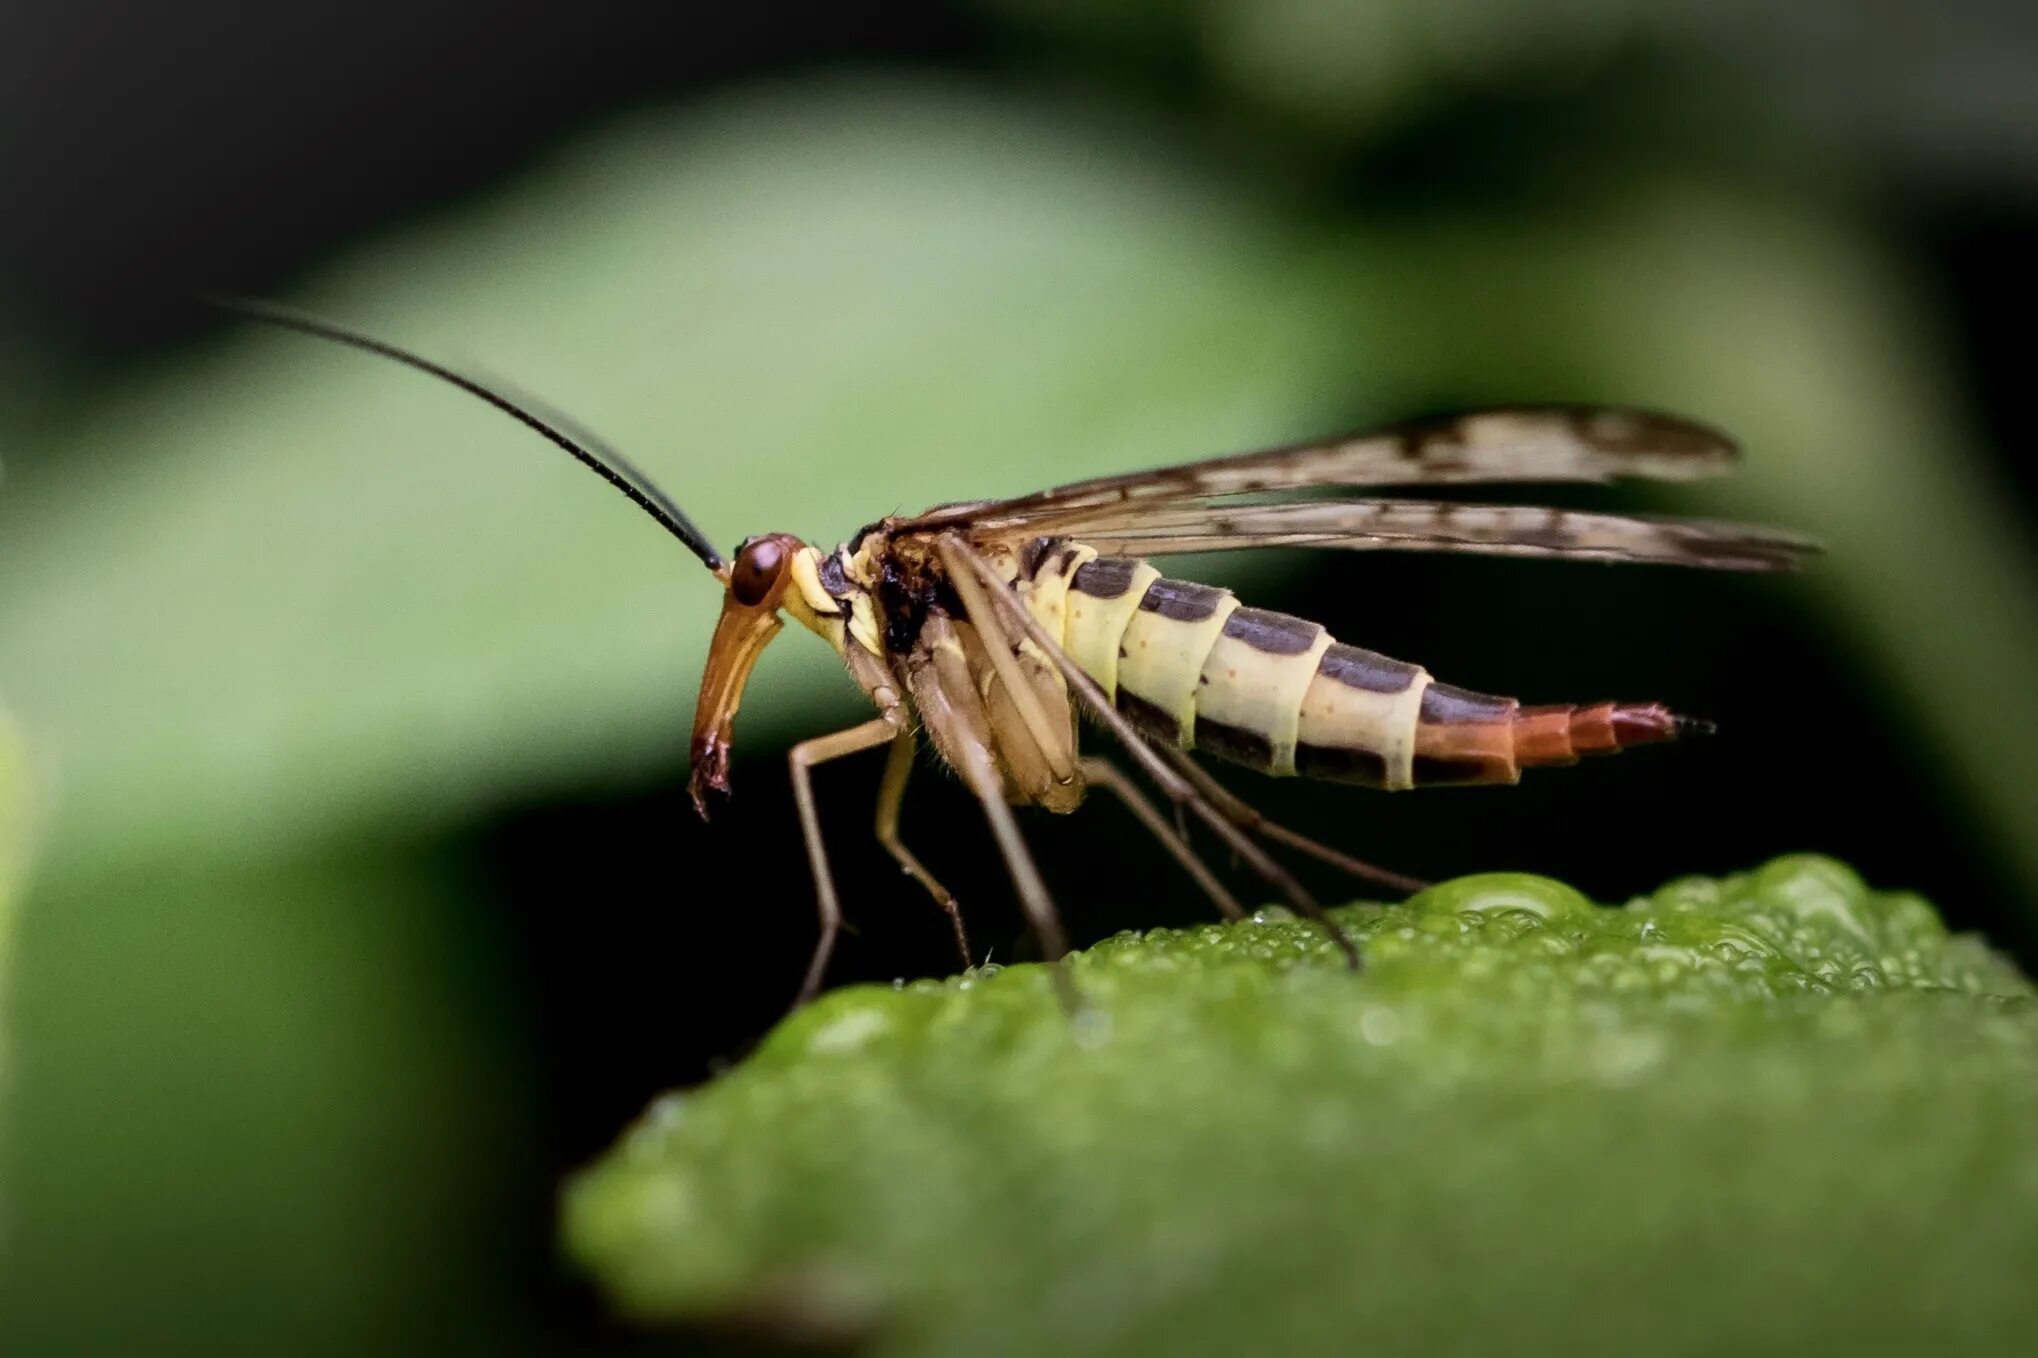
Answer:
[208,296,725,571]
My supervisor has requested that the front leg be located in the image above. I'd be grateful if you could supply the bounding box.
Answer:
[789,715,905,1006]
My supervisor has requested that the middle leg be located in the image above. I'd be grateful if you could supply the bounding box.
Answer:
[873,728,973,969]
[904,611,1079,1007]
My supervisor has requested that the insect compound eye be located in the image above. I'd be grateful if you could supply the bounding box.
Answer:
[729,535,790,607]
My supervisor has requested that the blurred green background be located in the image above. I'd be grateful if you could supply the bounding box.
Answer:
[3,2,2036,1353]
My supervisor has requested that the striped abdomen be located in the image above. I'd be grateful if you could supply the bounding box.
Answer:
[1022,549,1687,789]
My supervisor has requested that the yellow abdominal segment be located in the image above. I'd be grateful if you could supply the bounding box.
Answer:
[1296,663,1432,790]
[1020,541,1098,645]
[1116,585,1239,748]
[1059,557,1160,700]
[1044,548,1439,788]
[1197,620,1332,776]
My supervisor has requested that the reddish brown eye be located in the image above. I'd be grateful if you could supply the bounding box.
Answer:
[729,536,788,607]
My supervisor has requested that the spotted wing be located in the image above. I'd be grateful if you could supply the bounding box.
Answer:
[900,406,1738,535]
[1026,498,1814,572]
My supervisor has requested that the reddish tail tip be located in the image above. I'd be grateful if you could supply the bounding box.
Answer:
[1512,700,1710,768]
[1607,701,1707,750]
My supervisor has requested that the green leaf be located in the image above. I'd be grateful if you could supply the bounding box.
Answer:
[0,702,26,919]
[0,703,29,1089]
[0,852,535,1356]
[565,856,2038,1357]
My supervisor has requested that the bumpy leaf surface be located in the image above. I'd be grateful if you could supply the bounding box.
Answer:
[568,857,2038,1358]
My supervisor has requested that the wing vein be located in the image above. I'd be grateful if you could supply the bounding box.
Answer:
[902,405,1738,535]
[1033,499,1814,572]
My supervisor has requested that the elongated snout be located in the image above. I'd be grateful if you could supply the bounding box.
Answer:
[688,533,801,817]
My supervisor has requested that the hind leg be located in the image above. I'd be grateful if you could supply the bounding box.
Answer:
[1155,745,1429,896]
[1077,757,1244,921]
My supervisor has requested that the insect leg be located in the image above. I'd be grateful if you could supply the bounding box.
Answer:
[789,715,905,1005]
[1077,756,1245,921]
[906,621,1079,1007]
[873,728,972,968]
[957,734,1077,1008]
[1153,744,1430,895]
[937,534,1361,969]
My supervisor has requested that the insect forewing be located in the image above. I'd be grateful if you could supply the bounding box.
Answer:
[1028,499,1816,572]
[901,405,1737,535]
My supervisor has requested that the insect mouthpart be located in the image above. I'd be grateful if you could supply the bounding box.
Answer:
[689,534,803,817]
